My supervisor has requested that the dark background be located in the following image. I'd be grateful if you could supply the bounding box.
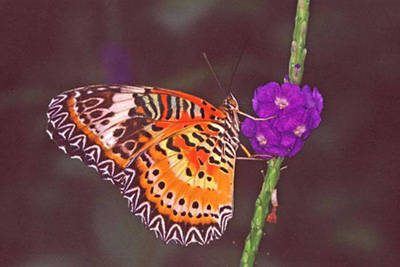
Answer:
[1,1,399,266]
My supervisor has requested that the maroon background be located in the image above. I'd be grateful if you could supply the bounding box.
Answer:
[1,1,399,266]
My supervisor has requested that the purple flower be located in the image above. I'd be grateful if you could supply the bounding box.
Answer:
[241,119,287,158]
[253,82,306,118]
[303,85,323,113]
[242,82,323,158]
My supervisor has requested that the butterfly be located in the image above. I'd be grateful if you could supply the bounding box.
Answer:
[46,84,241,246]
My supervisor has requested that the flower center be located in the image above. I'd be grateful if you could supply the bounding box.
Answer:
[274,97,289,109]
[256,134,267,146]
[294,125,306,137]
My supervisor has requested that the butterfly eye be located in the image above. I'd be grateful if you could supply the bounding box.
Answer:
[228,99,237,108]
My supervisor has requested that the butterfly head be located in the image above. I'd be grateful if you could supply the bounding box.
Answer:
[225,92,239,110]
[221,93,240,132]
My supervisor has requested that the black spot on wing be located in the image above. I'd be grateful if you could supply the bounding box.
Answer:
[206,139,214,147]
[144,88,151,95]
[128,108,137,117]
[134,96,145,107]
[151,124,164,132]
[165,95,173,120]
[196,146,210,154]
[209,156,220,165]
[189,101,196,119]
[212,147,221,156]
[192,132,204,142]
[182,99,189,111]
[142,130,152,139]
[220,167,229,174]
[101,119,110,126]
[113,128,124,137]
[175,98,181,119]
[112,145,129,159]
[90,110,103,118]
[125,141,134,150]
[157,94,164,119]
[166,138,181,152]
[140,153,152,168]
[207,124,220,132]
[155,144,167,155]
[194,124,204,131]
[200,108,205,119]
[136,142,145,152]
[158,181,165,189]
[138,97,153,118]
[227,160,234,169]
[181,134,195,147]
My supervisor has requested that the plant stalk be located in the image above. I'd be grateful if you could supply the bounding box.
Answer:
[289,0,310,85]
[240,1,310,266]
[240,157,283,267]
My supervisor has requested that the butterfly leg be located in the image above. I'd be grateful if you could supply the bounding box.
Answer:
[236,144,273,161]
[236,110,276,121]
[240,143,252,157]
[235,110,276,161]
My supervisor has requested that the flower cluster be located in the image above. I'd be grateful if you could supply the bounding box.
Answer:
[241,82,323,158]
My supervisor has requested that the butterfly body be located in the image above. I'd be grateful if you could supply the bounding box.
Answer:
[47,85,240,245]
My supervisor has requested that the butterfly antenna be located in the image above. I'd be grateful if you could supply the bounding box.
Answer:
[203,53,224,92]
[228,37,250,93]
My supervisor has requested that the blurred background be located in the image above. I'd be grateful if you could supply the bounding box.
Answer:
[1,1,399,266]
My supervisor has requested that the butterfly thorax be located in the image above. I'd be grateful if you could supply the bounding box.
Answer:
[219,93,240,148]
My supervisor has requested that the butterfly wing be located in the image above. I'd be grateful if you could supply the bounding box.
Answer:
[47,84,237,245]
[124,121,237,245]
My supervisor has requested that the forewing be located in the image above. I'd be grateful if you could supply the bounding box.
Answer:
[46,84,225,186]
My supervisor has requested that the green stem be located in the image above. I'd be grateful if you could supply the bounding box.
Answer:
[240,1,310,266]
[240,157,283,267]
[288,0,310,85]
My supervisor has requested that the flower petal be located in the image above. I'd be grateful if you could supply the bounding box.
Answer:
[256,82,281,102]
[257,103,278,118]
[241,118,256,137]
[288,139,305,157]
[265,145,287,157]
[313,87,324,114]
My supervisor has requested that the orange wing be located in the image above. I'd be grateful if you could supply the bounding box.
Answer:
[47,84,238,245]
